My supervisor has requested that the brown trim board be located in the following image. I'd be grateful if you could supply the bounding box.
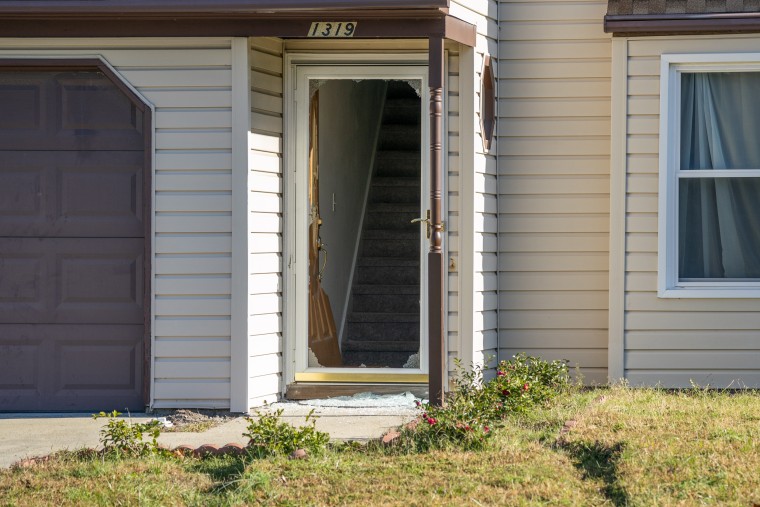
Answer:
[0,0,449,14]
[428,36,445,406]
[605,13,760,36]
[0,8,475,47]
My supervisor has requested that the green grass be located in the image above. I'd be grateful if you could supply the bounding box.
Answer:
[2,387,759,506]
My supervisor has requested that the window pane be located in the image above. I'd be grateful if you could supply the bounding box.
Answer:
[681,72,760,170]
[679,178,760,279]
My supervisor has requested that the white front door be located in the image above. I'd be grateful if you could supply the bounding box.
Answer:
[286,61,430,384]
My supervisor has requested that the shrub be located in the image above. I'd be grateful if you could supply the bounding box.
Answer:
[93,410,164,457]
[244,408,330,458]
[400,354,570,452]
[486,353,571,418]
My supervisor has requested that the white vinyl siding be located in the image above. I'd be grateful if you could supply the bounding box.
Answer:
[0,38,235,408]
[447,49,462,378]
[451,0,500,376]
[248,37,284,407]
[497,0,611,384]
[622,35,760,388]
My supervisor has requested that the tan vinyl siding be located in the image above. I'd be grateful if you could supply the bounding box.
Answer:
[0,38,235,408]
[624,34,760,388]
[248,37,284,406]
[497,0,611,384]
[451,0,500,373]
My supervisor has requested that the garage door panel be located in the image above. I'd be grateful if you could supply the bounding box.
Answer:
[56,242,144,323]
[0,151,144,237]
[0,168,44,220]
[58,75,143,134]
[0,70,144,151]
[60,159,144,233]
[0,76,45,134]
[0,325,143,411]
[0,239,144,325]
[0,254,44,304]
[0,65,147,412]
[56,336,139,391]
[0,339,42,391]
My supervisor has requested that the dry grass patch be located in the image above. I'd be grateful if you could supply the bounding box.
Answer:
[0,452,210,506]
[558,386,760,506]
[2,388,759,506]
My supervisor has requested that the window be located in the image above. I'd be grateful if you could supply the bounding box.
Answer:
[659,55,760,297]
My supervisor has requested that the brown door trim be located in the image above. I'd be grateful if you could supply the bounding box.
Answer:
[428,36,445,406]
[0,15,475,47]
[0,58,153,408]
[605,13,760,36]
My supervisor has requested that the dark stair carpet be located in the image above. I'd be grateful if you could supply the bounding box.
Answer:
[342,81,422,368]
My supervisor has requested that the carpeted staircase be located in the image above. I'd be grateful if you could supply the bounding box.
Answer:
[341,82,422,368]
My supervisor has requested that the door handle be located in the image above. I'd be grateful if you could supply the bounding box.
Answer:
[317,239,328,281]
[411,210,431,239]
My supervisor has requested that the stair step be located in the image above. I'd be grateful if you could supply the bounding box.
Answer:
[357,265,419,285]
[365,210,419,229]
[345,320,419,341]
[367,203,418,213]
[379,125,421,151]
[347,312,419,323]
[374,152,421,178]
[372,177,419,187]
[341,350,420,368]
[352,292,419,313]
[357,257,418,267]
[384,97,420,108]
[362,229,418,239]
[370,184,419,204]
[361,238,418,258]
[343,340,419,352]
[352,284,419,295]
[382,99,421,125]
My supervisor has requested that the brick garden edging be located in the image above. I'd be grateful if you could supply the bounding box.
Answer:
[171,443,247,458]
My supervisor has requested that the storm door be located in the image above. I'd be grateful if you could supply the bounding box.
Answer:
[291,64,429,383]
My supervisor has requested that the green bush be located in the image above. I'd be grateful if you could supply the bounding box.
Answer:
[93,410,165,457]
[400,354,570,452]
[244,408,330,458]
[486,353,571,418]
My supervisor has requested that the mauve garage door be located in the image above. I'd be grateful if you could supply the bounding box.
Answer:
[0,67,147,411]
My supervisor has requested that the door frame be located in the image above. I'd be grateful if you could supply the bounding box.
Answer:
[284,53,433,385]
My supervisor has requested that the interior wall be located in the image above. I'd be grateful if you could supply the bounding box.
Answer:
[317,80,387,342]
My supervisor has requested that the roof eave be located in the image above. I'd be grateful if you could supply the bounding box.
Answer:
[605,12,760,36]
[0,0,449,17]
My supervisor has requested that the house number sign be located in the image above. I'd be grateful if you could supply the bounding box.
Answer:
[308,22,357,38]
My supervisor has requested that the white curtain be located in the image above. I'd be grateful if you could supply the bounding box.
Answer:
[678,72,760,279]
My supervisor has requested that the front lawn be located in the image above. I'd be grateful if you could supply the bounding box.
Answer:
[2,387,759,506]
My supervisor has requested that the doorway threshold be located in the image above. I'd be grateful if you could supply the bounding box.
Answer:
[286,383,428,400]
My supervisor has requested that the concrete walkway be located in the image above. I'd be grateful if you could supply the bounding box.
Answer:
[0,396,418,468]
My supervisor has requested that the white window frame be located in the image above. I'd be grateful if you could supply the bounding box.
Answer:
[659,53,760,298]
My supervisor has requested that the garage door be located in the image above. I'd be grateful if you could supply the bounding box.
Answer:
[0,64,149,411]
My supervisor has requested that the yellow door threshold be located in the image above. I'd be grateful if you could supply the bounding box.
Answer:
[286,382,428,400]
[294,372,427,383]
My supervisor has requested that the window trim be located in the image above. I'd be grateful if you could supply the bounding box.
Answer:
[658,53,760,298]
